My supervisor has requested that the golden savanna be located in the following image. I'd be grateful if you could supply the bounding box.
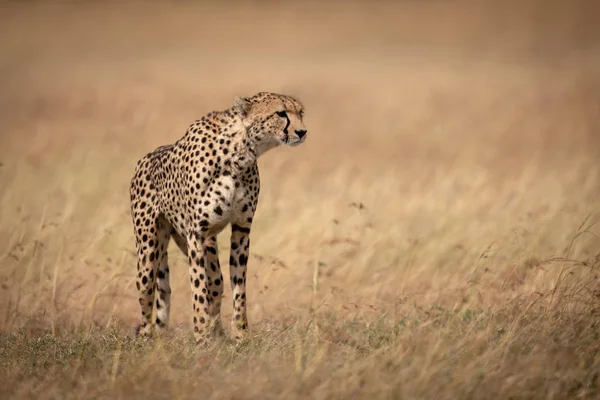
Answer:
[1,2,599,399]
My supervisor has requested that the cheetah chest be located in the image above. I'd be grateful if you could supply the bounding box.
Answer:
[201,175,249,236]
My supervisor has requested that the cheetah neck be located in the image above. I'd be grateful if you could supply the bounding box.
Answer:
[224,112,280,171]
[226,128,257,171]
[188,108,281,174]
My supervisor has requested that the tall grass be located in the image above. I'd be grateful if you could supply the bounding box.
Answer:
[1,2,599,399]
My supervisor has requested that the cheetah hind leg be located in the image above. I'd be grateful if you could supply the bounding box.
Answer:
[135,218,188,338]
[170,229,188,256]
[153,216,173,334]
[134,216,172,338]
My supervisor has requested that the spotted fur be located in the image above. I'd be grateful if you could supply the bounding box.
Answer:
[129,92,307,344]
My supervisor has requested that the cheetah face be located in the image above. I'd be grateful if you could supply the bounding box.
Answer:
[273,109,307,147]
[234,93,307,151]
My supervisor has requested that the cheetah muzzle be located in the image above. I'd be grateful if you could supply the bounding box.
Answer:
[129,92,307,345]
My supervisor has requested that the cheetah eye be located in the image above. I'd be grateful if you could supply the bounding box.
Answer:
[275,111,287,118]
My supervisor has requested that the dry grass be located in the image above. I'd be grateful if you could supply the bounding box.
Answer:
[1,1,600,399]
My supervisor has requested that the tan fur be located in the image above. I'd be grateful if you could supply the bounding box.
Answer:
[129,92,307,344]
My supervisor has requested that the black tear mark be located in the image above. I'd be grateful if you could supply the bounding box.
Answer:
[282,113,290,135]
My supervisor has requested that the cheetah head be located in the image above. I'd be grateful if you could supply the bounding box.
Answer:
[233,92,307,153]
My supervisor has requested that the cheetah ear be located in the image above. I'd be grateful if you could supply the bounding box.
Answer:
[233,97,252,117]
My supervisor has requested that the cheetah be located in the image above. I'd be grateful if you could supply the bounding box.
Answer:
[129,92,307,344]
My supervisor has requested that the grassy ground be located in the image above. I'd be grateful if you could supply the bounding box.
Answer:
[1,2,600,399]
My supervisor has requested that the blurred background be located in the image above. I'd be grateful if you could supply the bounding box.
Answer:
[1,1,600,398]
[0,0,599,330]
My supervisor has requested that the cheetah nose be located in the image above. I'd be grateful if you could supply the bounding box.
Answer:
[295,129,307,139]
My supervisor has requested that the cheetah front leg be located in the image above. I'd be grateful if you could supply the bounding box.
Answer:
[187,233,219,345]
[229,224,251,342]
[204,236,225,337]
